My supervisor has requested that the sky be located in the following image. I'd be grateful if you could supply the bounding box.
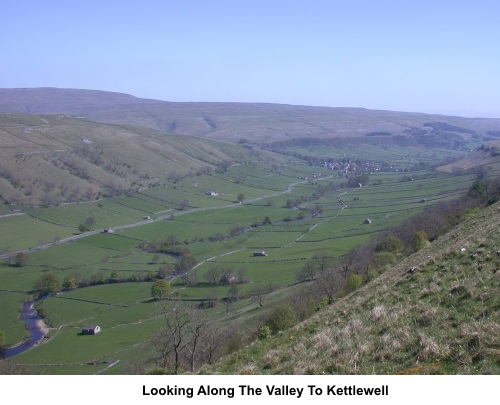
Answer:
[2,0,500,117]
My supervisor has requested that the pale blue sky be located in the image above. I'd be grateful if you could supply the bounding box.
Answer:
[2,1,500,117]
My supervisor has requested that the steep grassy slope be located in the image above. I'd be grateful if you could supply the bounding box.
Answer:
[0,113,272,205]
[199,202,500,375]
[2,88,500,142]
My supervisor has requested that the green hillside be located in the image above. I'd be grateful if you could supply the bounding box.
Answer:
[199,201,500,375]
[1,88,500,375]
[0,113,275,205]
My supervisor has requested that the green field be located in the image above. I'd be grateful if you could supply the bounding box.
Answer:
[0,143,493,373]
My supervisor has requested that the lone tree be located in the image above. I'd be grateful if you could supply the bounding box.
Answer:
[33,273,62,298]
[14,252,28,267]
[151,280,172,300]
[237,193,245,203]
[85,217,96,231]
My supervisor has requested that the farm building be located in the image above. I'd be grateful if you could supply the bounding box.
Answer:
[205,191,219,196]
[82,324,101,335]
[103,228,114,234]
[220,273,237,284]
[363,218,372,224]
[253,250,268,257]
[142,215,151,220]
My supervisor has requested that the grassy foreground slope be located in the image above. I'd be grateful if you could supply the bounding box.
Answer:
[200,202,500,375]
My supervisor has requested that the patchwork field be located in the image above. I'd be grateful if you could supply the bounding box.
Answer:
[0,143,492,374]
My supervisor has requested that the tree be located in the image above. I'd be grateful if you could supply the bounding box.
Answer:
[251,284,268,307]
[89,273,104,285]
[312,253,331,275]
[33,273,62,298]
[316,269,344,305]
[78,223,87,233]
[263,216,272,225]
[297,261,316,282]
[375,236,403,254]
[62,275,76,291]
[344,273,363,294]
[14,252,28,267]
[412,230,429,252]
[296,211,306,220]
[227,284,239,302]
[151,303,223,373]
[157,263,173,279]
[237,193,245,203]
[174,253,198,274]
[152,304,191,374]
[85,217,96,230]
[151,280,172,300]
[109,270,121,283]
[369,252,397,273]
[237,267,247,283]
[199,324,225,365]
[206,267,221,286]
[183,311,211,372]
[265,303,297,334]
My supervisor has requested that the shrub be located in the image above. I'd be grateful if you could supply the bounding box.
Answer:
[33,273,62,298]
[344,274,363,294]
[412,230,429,252]
[151,280,171,300]
[265,303,297,334]
[375,236,403,254]
[369,252,398,272]
[258,326,272,340]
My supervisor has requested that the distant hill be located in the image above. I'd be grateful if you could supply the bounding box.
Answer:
[200,201,500,375]
[437,140,500,173]
[1,88,500,143]
[0,113,273,205]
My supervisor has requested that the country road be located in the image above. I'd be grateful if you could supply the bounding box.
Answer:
[0,176,333,260]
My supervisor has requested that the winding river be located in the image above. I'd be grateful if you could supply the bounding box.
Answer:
[1,302,48,359]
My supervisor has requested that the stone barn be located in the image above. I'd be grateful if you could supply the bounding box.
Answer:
[82,324,101,335]
[252,250,268,257]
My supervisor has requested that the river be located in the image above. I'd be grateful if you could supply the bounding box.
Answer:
[1,302,48,359]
